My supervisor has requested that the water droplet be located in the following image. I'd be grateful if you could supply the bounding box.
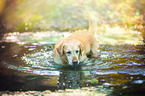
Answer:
[132,80,144,84]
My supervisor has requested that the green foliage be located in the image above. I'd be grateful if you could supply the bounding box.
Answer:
[3,0,145,32]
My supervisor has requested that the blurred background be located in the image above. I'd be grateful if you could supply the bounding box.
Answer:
[0,1,145,95]
[0,0,145,42]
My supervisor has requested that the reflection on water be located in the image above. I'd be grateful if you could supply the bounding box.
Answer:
[58,70,83,90]
[0,42,145,95]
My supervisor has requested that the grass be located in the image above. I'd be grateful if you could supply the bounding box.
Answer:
[2,31,70,44]
[2,26,143,45]
[94,26,143,45]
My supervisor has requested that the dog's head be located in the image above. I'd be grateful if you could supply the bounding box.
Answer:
[56,39,83,65]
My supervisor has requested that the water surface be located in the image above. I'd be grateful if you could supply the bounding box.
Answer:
[0,42,145,95]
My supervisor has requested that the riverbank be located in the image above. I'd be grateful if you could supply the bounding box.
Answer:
[0,87,107,96]
[1,28,143,45]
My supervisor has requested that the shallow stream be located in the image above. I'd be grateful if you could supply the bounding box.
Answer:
[0,42,145,96]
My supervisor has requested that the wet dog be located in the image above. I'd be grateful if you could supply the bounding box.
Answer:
[53,19,99,66]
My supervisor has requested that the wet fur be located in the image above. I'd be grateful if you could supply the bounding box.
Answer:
[53,30,99,65]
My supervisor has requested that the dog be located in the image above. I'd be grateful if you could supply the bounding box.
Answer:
[53,19,99,66]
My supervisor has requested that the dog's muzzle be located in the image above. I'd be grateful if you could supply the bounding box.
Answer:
[73,60,78,66]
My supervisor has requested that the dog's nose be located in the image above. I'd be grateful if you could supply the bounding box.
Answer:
[73,60,78,63]
[73,60,78,65]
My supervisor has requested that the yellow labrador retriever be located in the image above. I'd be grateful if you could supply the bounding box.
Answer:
[53,20,99,65]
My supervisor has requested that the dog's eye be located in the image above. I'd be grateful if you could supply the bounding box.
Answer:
[76,50,79,53]
[66,51,71,54]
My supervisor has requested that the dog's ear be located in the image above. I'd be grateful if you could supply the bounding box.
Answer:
[57,44,65,56]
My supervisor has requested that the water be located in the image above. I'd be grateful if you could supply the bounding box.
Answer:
[0,42,145,95]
